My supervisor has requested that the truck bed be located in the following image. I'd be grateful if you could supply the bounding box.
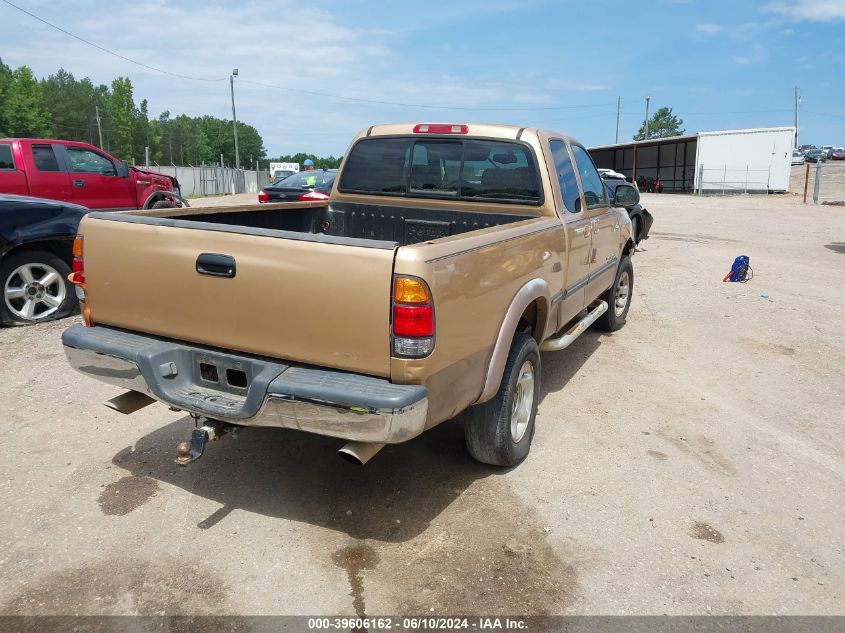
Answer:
[79,200,540,378]
[127,201,532,247]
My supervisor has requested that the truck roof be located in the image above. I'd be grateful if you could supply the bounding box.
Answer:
[362,123,577,145]
[1,138,101,147]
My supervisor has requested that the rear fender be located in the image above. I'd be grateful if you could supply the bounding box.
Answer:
[475,278,549,404]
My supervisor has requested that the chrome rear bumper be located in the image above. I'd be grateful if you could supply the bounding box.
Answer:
[62,325,428,444]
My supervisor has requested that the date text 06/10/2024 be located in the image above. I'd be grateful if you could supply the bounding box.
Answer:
[306,617,528,630]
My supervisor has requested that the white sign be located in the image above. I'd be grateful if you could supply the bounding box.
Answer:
[269,162,300,174]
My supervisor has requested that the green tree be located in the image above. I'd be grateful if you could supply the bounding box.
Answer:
[634,106,685,141]
[3,65,51,137]
[1,63,268,166]
[235,121,267,166]
[151,111,173,163]
[106,77,136,161]
[133,98,151,163]
[0,58,12,135]
[173,114,211,165]
[41,69,102,143]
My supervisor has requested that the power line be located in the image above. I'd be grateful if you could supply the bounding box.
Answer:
[2,0,620,113]
[5,0,844,123]
[0,0,227,82]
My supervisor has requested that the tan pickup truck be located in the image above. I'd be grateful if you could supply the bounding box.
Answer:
[62,123,640,467]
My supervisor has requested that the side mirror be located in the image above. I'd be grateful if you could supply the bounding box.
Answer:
[613,183,640,207]
[115,160,130,178]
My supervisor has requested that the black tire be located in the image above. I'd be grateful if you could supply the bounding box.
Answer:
[0,250,77,326]
[631,216,640,245]
[464,332,540,467]
[595,256,633,332]
[151,200,178,209]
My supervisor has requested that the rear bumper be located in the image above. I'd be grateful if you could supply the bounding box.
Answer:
[62,324,428,444]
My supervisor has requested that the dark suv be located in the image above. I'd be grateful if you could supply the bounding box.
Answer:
[1,194,86,325]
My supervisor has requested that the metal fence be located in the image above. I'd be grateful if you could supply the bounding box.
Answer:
[697,165,772,195]
[142,164,267,198]
[794,160,845,205]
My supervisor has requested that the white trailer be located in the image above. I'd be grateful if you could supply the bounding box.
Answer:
[590,125,796,194]
[694,127,795,193]
[269,162,300,179]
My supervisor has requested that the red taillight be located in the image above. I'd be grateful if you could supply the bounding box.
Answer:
[299,190,329,201]
[69,236,85,284]
[393,305,433,337]
[71,257,84,282]
[258,191,270,203]
[413,123,468,134]
[392,276,435,357]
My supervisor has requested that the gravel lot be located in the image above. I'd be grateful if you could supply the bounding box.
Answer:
[1,193,843,617]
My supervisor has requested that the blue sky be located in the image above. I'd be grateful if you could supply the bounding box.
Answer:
[1,0,843,157]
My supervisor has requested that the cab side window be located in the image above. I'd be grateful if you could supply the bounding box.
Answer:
[66,147,116,176]
[0,144,15,170]
[571,145,607,208]
[550,140,580,213]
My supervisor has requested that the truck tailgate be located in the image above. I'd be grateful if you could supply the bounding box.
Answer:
[80,216,395,377]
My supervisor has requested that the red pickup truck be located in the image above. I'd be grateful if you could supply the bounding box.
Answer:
[0,139,183,210]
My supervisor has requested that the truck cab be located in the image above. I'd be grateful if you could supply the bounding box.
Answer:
[0,139,180,210]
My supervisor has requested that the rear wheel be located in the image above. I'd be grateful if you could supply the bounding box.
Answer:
[0,251,76,326]
[595,256,633,332]
[632,216,640,245]
[464,333,540,467]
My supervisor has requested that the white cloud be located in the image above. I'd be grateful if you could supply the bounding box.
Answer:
[0,1,483,154]
[763,0,845,22]
[733,44,768,65]
[695,23,724,34]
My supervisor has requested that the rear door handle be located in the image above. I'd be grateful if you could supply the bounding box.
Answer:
[73,179,85,188]
[196,253,236,278]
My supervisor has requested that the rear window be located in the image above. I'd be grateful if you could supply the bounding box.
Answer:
[275,170,336,188]
[0,145,14,170]
[339,137,542,205]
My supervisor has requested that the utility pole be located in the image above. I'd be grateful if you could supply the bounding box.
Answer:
[644,96,651,141]
[615,96,621,144]
[95,106,104,149]
[794,86,801,149]
[230,69,240,169]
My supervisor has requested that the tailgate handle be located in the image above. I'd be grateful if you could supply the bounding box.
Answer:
[196,253,236,278]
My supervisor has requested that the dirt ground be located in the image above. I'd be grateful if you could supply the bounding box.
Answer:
[0,193,843,617]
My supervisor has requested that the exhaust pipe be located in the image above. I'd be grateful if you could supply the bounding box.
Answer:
[338,441,385,465]
[105,390,156,415]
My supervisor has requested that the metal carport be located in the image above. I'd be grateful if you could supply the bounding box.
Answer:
[589,135,698,193]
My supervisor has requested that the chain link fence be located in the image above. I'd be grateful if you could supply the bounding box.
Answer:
[142,164,268,198]
[697,165,772,195]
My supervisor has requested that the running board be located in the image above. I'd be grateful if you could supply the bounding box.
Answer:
[540,300,608,352]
